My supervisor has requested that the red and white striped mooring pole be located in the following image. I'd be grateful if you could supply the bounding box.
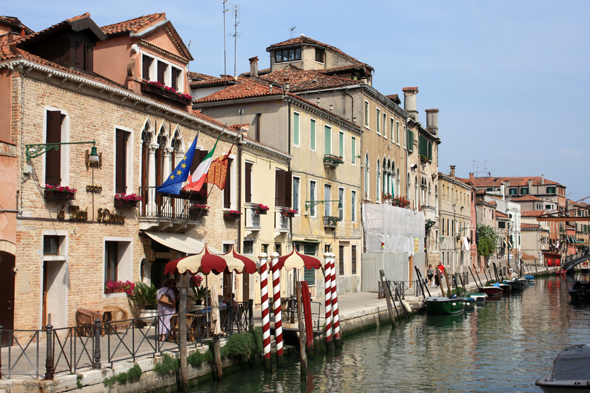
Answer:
[324,252,333,348]
[330,252,342,345]
[270,252,284,367]
[259,253,271,370]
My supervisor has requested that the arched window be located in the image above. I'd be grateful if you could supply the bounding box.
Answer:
[376,159,381,202]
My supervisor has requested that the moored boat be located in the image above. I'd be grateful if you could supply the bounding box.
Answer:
[470,292,488,302]
[568,281,590,303]
[425,296,466,315]
[479,285,504,298]
[535,344,590,392]
[503,279,523,292]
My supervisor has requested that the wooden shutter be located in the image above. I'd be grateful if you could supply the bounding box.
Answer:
[142,55,151,80]
[115,130,128,194]
[224,158,232,208]
[74,41,87,70]
[351,245,357,275]
[275,169,287,207]
[45,111,62,185]
[157,61,166,83]
[339,245,345,276]
[171,67,179,90]
[284,170,292,207]
[245,162,252,203]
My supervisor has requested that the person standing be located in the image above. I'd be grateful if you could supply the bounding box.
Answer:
[436,262,445,287]
[157,278,177,341]
[427,264,435,286]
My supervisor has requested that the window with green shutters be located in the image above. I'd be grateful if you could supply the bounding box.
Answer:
[339,131,344,158]
[295,243,317,286]
[418,135,433,161]
[407,129,414,152]
[325,125,332,155]
[310,119,316,150]
[293,112,300,146]
[351,137,356,164]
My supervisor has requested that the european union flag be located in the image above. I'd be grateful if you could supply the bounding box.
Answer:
[156,133,199,195]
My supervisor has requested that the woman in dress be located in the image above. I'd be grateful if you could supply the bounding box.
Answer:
[157,278,177,341]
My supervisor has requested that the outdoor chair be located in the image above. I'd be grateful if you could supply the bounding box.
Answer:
[103,306,129,333]
[76,308,102,336]
[170,314,197,342]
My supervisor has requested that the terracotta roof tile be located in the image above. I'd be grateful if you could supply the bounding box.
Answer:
[496,211,508,218]
[11,13,92,46]
[461,176,561,188]
[191,110,225,128]
[0,15,34,35]
[190,76,238,88]
[314,64,372,75]
[402,87,418,92]
[187,71,218,81]
[259,66,359,92]
[512,195,544,202]
[385,94,401,105]
[522,210,545,217]
[101,13,165,35]
[522,223,540,229]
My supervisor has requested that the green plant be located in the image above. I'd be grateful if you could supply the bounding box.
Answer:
[154,354,179,376]
[103,365,142,388]
[127,282,158,310]
[76,374,83,389]
[219,328,263,362]
[187,349,213,368]
[189,286,210,304]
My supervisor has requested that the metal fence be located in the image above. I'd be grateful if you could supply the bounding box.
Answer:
[0,301,254,380]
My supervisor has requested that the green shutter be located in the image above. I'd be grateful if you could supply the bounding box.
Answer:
[339,132,344,158]
[351,137,356,164]
[325,125,331,155]
[310,119,316,150]
[293,112,300,145]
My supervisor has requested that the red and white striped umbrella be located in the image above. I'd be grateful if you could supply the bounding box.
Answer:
[275,248,322,271]
[164,244,257,275]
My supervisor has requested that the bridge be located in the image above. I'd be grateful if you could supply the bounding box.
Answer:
[562,255,590,272]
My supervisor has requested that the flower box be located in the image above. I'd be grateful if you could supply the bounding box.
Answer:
[252,203,269,215]
[114,193,142,207]
[141,80,193,105]
[114,198,138,207]
[323,154,344,168]
[190,204,210,219]
[223,210,242,220]
[105,280,134,295]
[281,208,297,218]
[44,185,76,200]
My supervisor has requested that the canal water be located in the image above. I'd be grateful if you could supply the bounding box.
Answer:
[191,274,590,392]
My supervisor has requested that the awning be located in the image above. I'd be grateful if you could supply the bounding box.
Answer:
[144,231,221,254]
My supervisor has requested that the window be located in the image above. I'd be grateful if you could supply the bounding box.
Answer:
[293,112,300,146]
[171,67,181,90]
[351,245,357,275]
[310,180,317,217]
[351,137,356,164]
[115,129,130,194]
[275,48,301,63]
[315,48,325,63]
[324,125,332,155]
[310,119,316,151]
[296,243,317,286]
[245,162,253,203]
[390,118,394,140]
[324,184,331,217]
[103,238,132,291]
[396,122,400,144]
[407,129,414,152]
[243,240,254,254]
[339,131,344,158]
[403,125,407,148]
[499,221,506,229]
[376,160,381,202]
[509,188,517,195]
[376,108,381,134]
[275,169,292,207]
[351,190,357,222]
[74,41,89,71]
[339,246,345,276]
[45,110,64,185]
[44,235,62,255]
[547,187,556,194]
[383,113,387,138]
[157,61,168,84]
[521,187,529,195]
[223,158,233,209]
[142,55,153,80]
[442,218,445,236]
[338,187,344,221]
[293,177,300,214]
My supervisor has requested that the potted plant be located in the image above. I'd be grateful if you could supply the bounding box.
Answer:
[188,275,209,305]
[114,193,142,207]
[190,203,210,218]
[382,193,393,200]
[281,207,297,218]
[252,203,269,215]
[141,80,193,105]
[127,282,158,324]
[44,184,77,200]
[223,209,242,220]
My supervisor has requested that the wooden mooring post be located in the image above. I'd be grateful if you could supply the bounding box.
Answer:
[379,270,396,327]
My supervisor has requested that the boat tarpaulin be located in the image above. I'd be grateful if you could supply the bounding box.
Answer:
[549,344,590,381]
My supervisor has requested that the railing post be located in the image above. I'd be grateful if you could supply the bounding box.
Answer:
[248,299,253,329]
[44,324,54,380]
[93,319,101,369]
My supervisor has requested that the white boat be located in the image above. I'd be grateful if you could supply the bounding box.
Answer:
[535,344,590,392]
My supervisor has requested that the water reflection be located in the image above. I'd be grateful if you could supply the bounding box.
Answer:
[191,274,590,393]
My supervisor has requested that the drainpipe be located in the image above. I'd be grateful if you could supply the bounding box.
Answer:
[237,134,242,253]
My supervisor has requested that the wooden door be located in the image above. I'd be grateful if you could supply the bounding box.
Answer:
[242,272,250,302]
[0,252,15,346]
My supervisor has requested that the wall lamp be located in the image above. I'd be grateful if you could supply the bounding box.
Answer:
[25,140,101,168]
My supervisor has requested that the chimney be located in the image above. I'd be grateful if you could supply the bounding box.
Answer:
[425,108,439,136]
[402,87,419,121]
[249,56,259,77]
[450,165,456,178]
[469,172,474,182]
[528,178,533,189]
[20,27,25,37]
[541,174,544,185]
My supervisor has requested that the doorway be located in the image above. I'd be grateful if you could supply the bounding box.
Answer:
[42,260,68,329]
[0,251,15,346]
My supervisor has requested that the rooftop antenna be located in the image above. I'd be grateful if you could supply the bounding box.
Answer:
[223,1,228,78]
[187,41,191,72]
[232,4,241,78]
[290,26,296,38]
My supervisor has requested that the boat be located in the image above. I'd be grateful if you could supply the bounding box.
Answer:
[503,278,523,292]
[524,274,535,281]
[425,296,466,315]
[478,285,504,298]
[519,277,529,288]
[535,344,590,392]
[470,292,488,302]
[463,297,476,310]
[497,282,512,295]
[568,281,590,303]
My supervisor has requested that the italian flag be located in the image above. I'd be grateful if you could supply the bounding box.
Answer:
[183,133,222,192]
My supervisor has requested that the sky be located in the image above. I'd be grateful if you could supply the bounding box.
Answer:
[4,1,590,201]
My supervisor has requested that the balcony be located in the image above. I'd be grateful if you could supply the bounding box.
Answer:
[141,81,192,106]
[275,211,290,236]
[323,154,343,169]
[138,187,205,231]
[245,206,262,232]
